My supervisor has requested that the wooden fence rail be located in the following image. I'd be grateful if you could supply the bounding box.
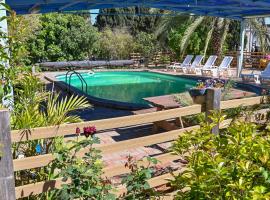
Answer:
[0,92,265,199]
[225,51,270,68]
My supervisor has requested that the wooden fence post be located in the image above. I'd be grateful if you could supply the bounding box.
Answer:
[0,109,16,200]
[205,88,222,134]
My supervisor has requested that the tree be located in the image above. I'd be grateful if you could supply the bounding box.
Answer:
[27,13,100,63]
[99,28,135,59]
[96,7,162,36]
[133,32,158,57]
[8,12,40,66]
[157,15,231,56]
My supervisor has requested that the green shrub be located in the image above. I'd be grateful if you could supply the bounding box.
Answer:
[26,13,100,63]
[47,136,116,200]
[171,112,270,199]
[121,156,159,200]
[99,28,135,60]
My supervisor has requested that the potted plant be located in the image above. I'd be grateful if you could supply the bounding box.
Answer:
[189,79,225,98]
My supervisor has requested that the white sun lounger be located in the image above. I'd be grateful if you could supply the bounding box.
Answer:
[191,55,217,75]
[202,56,233,77]
[185,55,204,74]
[167,55,193,71]
[241,63,270,84]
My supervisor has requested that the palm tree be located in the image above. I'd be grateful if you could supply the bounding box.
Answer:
[247,18,270,52]
[155,13,270,58]
[155,14,231,58]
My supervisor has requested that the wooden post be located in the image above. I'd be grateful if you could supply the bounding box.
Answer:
[205,88,221,134]
[0,110,16,200]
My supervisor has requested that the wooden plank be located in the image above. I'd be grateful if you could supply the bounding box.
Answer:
[11,105,201,142]
[14,126,198,171]
[96,126,197,155]
[103,153,179,178]
[15,153,179,199]
[13,154,54,172]
[13,118,232,172]
[115,170,180,197]
[0,110,16,200]
[15,178,71,199]
[15,170,178,199]
[14,119,233,198]
[221,96,262,110]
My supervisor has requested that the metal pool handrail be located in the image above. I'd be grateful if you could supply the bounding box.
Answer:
[65,69,88,94]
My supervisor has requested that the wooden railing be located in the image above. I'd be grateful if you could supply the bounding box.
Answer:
[225,51,270,68]
[0,95,265,199]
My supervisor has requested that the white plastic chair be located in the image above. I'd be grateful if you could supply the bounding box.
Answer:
[241,63,270,84]
[167,55,193,71]
[185,55,204,74]
[202,56,233,77]
[193,55,217,75]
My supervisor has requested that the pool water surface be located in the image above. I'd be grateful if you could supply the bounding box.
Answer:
[56,71,197,105]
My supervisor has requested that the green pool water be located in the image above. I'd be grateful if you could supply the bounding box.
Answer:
[56,71,197,105]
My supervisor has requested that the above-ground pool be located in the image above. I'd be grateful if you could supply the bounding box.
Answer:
[56,71,197,107]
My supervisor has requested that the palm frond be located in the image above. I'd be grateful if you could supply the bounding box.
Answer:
[45,93,90,125]
[179,16,204,56]
[203,19,216,58]
[154,13,190,46]
[248,18,270,52]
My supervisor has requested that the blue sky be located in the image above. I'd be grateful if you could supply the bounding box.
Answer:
[90,9,99,24]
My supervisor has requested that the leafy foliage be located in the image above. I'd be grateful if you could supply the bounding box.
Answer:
[133,32,158,57]
[27,13,100,63]
[172,112,270,199]
[96,7,162,36]
[48,136,116,200]
[12,73,90,129]
[99,28,135,59]
[121,156,159,200]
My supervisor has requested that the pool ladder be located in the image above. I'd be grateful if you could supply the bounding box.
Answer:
[65,70,88,94]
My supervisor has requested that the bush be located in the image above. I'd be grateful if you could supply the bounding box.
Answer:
[99,28,135,60]
[27,13,100,63]
[133,32,157,57]
[46,136,116,200]
[171,112,270,199]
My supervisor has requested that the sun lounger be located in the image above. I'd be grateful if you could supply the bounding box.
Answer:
[241,63,270,84]
[167,55,193,71]
[202,56,233,77]
[191,55,217,75]
[185,55,204,74]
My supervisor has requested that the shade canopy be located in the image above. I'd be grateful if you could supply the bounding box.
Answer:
[6,0,270,20]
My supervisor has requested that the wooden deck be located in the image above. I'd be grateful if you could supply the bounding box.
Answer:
[140,88,257,110]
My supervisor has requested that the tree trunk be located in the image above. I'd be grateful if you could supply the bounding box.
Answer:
[211,18,224,57]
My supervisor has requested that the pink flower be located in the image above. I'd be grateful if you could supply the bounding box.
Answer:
[266,55,270,60]
[83,126,97,138]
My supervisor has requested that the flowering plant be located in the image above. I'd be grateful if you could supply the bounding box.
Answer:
[194,79,225,89]
[83,126,97,138]
[75,126,97,138]
[266,54,270,60]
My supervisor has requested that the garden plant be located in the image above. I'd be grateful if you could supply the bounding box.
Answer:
[171,111,270,199]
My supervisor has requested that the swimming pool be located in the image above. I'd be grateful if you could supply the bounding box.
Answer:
[56,71,197,107]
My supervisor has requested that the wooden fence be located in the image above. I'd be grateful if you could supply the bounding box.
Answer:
[225,51,270,68]
[0,93,265,200]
